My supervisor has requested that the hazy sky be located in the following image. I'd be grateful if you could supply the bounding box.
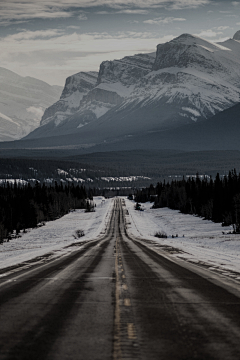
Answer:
[0,0,240,86]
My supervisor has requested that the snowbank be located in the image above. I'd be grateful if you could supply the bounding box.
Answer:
[125,199,240,277]
[0,197,113,270]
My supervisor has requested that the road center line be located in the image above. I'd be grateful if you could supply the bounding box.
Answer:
[113,236,122,360]
[124,298,131,306]
[128,323,137,340]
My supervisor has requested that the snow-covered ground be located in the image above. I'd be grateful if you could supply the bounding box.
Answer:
[3,195,240,281]
[125,199,240,279]
[0,197,113,270]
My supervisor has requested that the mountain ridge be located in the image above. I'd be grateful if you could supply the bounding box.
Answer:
[24,31,240,145]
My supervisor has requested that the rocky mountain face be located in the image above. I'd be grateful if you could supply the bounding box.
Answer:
[25,31,240,148]
[41,72,98,128]
[27,52,156,138]
[0,67,62,141]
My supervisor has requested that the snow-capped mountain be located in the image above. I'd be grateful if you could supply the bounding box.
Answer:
[26,52,156,138]
[25,31,240,145]
[108,33,240,131]
[0,67,62,141]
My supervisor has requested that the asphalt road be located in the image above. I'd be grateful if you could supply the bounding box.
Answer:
[1,199,240,359]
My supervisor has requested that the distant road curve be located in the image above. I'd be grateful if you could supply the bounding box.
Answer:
[1,199,240,359]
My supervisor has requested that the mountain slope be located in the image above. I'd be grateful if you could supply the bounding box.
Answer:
[1,100,238,154]
[87,101,240,152]
[0,67,62,141]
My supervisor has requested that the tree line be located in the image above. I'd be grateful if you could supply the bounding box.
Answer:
[0,182,90,242]
[134,169,240,233]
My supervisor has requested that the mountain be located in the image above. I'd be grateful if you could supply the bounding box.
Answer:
[26,52,156,139]
[0,67,62,141]
[40,71,98,131]
[25,31,240,145]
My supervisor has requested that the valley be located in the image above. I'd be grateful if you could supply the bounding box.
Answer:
[1,150,240,189]
[1,3,240,360]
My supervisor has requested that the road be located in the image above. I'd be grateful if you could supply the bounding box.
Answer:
[1,199,240,359]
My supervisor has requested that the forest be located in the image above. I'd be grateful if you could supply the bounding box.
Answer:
[134,169,240,233]
[0,157,154,188]
[0,182,93,243]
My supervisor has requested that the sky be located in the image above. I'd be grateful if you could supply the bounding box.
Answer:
[0,0,240,86]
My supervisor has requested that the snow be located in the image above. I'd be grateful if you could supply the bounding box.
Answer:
[101,176,151,182]
[0,197,113,270]
[199,43,231,52]
[91,104,111,119]
[182,107,201,117]
[0,179,28,185]
[57,169,69,176]
[174,33,231,52]
[72,177,85,183]
[124,199,240,278]
[3,195,240,281]
[117,34,240,121]
[26,33,240,141]
[199,45,215,53]
[124,64,240,120]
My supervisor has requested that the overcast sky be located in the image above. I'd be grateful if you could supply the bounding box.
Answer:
[1,0,240,86]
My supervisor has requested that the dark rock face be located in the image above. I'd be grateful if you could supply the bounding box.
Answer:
[153,34,225,73]
[41,100,69,123]
[82,88,123,106]
[97,53,155,86]
[61,72,97,99]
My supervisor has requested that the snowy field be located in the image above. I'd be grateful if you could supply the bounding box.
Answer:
[125,199,240,279]
[2,195,240,280]
[0,197,113,270]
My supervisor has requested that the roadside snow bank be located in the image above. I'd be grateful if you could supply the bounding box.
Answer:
[0,197,113,270]
[125,199,240,277]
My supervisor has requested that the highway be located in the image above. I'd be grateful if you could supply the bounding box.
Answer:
[1,199,240,359]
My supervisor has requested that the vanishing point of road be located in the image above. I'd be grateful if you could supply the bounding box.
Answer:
[1,199,240,359]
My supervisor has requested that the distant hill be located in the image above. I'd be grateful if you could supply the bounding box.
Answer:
[0,67,62,141]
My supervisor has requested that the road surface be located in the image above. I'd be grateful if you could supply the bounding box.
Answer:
[1,199,240,359]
